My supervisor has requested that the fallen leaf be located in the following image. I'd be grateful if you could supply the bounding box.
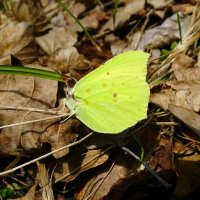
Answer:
[0,69,58,155]
[35,27,77,55]
[36,162,54,200]
[147,0,174,9]
[75,126,160,199]
[17,184,37,200]
[53,149,109,182]
[0,21,34,58]
[138,13,191,50]
[39,47,90,74]
[101,0,145,32]
[168,104,200,137]
[11,0,51,33]
[150,54,200,111]
[174,153,200,199]
[40,118,79,158]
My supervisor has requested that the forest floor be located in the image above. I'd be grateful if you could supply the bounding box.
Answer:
[0,0,200,199]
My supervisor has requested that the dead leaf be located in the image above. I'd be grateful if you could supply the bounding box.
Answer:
[0,21,34,57]
[40,118,79,158]
[150,54,200,111]
[150,141,174,171]
[101,0,145,32]
[39,47,90,74]
[174,153,200,199]
[35,27,77,55]
[53,149,109,182]
[0,70,58,155]
[147,0,174,9]
[62,1,86,32]
[75,150,138,200]
[80,5,106,30]
[11,0,51,33]
[138,13,191,50]
[168,104,200,137]
[36,162,54,200]
[16,184,37,200]
[75,126,160,199]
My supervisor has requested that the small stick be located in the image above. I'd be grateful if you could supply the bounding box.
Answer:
[120,146,172,190]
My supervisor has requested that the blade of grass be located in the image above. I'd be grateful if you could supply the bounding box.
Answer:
[0,65,64,82]
[113,0,119,26]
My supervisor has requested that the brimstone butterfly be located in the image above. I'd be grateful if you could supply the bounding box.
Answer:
[65,51,150,134]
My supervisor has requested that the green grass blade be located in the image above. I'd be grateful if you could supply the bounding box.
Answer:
[0,65,64,82]
[113,0,119,25]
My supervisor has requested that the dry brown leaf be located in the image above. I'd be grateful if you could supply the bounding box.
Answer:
[101,0,145,32]
[11,0,51,33]
[157,126,200,198]
[174,153,200,199]
[138,13,191,50]
[36,162,54,200]
[39,47,90,74]
[147,0,174,9]
[40,118,79,158]
[53,149,109,182]
[0,70,58,155]
[75,151,136,200]
[75,126,160,200]
[150,54,200,112]
[16,184,37,200]
[80,5,106,30]
[35,27,77,55]
[168,104,200,137]
[62,1,86,32]
[0,21,34,58]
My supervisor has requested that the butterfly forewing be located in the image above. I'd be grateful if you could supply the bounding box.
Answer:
[67,51,150,133]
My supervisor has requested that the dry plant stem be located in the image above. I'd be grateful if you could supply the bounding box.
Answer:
[11,177,29,187]
[0,106,64,115]
[120,146,172,190]
[149,3,200,86]
[36,161,55,200]
[149,31,200,86]
[135,10,153,49]
[0,132,94,176]
[0,113,72,129]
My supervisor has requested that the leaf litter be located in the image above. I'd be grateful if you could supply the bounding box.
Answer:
[0,0,200,199]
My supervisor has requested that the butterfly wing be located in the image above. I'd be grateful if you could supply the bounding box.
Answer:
[66,51,150,133]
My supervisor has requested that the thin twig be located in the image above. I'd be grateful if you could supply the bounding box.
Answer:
[120,146,172,189]
[0,113,72,129]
